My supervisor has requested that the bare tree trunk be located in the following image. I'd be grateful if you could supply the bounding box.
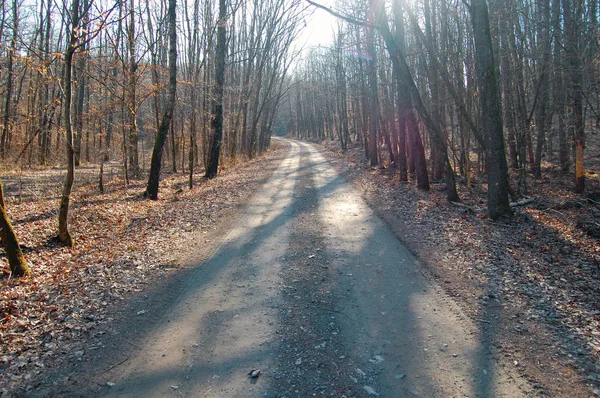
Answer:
[58,0,82,247]
[366,25,379,166]
[38,0,52,165]
[127,0,139,178]
[552,0,569,172]
[378,6,457,198]
[0,0,18,159]
[145,0,177,200]
[423,0,444,181]
[73,1,88,166]
[205,0,226,179]
[0,180,29,277]
[393,1,408,181]
[563,0,585,193]
[470,0,511,219]
[533,0,551,178]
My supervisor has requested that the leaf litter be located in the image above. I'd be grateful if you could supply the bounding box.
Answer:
[0,143,287,395]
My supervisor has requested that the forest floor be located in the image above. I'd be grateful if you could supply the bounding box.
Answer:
[320,133,600,398]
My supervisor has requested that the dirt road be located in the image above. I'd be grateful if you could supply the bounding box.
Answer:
[62,139,532,397]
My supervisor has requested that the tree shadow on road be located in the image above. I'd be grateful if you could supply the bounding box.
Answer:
[30,142,528,397]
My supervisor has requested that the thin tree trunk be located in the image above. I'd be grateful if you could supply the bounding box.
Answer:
[73,5,88,167]
[533,0,551,178]
[145,0,177,200]
[127,0,139,178]
[563,0,585,193]
[58,0,81,247]
[1,0,18,158]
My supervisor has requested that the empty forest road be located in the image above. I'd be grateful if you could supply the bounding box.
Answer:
[69,139,532,397]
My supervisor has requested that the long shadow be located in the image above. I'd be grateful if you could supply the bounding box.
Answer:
[472,208,600,396]
[11,196,142,227]
[13,209,58,226]
[315,138,600,395]
[299,142,447,396]
[472,250,508,398]
[303,140,531,397]
[352,142,599,396]
[28,141,522,397]
[27,144,305,396]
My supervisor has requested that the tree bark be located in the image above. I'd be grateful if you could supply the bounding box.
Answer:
[366,25,379,166]
[73,4,88,167]
[205,0,226,179]
[0,180,29,277]
[127,0,139,178]
[58,0,81,247]
[563,0,585,193]
[470,0,511,219]
[532,0,551,178]
[1,0,18,159]
[144,0,177,200]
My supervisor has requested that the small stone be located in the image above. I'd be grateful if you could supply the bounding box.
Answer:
[369,355,384,364]
[248,369,261,378]
[170,385,179,390]
[587,373,600,383]
[395,374,406,380]
[106,382,116,387]
[451,354,458,358]
[363,385,379,395]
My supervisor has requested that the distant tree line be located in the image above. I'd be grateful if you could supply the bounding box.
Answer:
[0,0,306,274]
[288,0,596,218]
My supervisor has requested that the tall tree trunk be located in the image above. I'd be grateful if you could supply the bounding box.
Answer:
[552,0,568,172]
[73,4,88,167]
[470,0,511,219]
[205,0,226,179]
[423,0,444,181]
[58,0,82,247]
[533,0,551,178]
[127,0,139,178]
[145,0,177,200]
[393,1,408,181]
[1,0,18,159]
[378,6,457,198]
[563,0,585,193]
[366,25,379,166]
[38,0,52,165]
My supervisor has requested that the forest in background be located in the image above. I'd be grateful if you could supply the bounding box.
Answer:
[0,0,305,171]
[286,0,599,212]
[0,0,308,269]
[1,0,598,250]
